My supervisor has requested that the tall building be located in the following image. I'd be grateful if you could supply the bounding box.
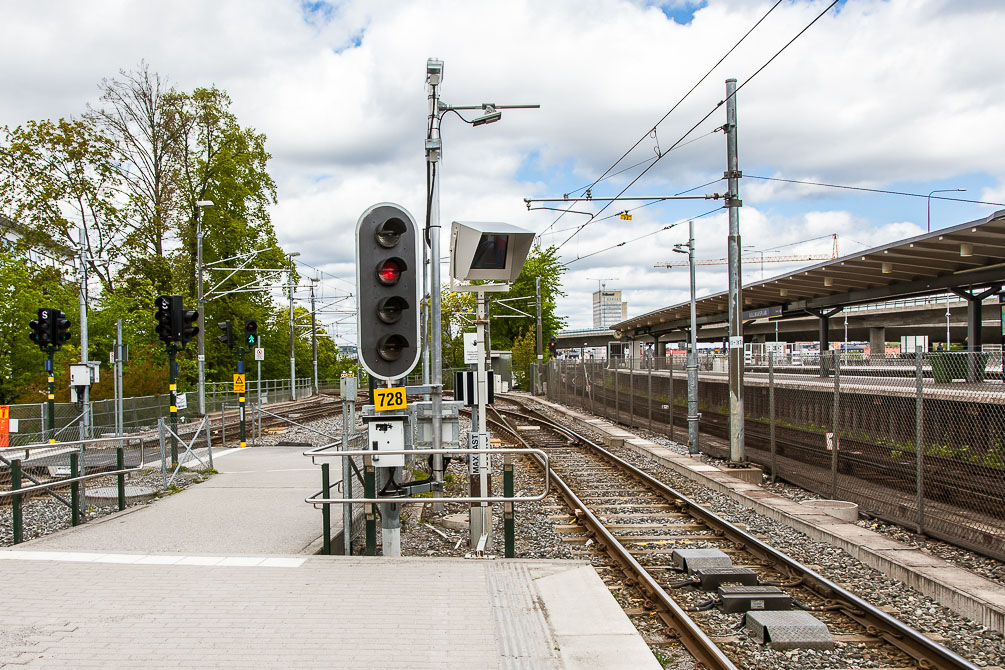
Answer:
[592,290,627,328]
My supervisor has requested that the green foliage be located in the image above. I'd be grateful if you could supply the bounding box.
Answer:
[487,245,566,351]
[510,329,537,388]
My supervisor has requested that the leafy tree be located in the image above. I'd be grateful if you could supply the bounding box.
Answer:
[510,328,537,389]
[486,245,567,351]
[0,244,77,403]
[0,118,127,292]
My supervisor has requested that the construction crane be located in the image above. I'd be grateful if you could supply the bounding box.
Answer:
[656,234,838,272]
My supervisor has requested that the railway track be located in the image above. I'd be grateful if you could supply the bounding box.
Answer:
[487,394,979,670]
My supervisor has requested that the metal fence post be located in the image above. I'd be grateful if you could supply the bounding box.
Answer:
[669,353,675,441]
[364,455,377,556]
[628,363,634,427]
[70,452,81,526]
[614,365,620,422]
[647,361,653,431]
[831,351,840,500]
[504,453,515,558]
[769,352,776,484]
[915,346,925,534]
[116,447,125,511]
[322,462,331,555]
[11,459,22,544]
[158,418,168,489]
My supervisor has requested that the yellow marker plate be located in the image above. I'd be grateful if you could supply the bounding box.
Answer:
[373,387,407,412]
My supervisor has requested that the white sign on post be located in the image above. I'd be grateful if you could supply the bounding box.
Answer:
[463,333,478,364]
[254,347,265,361]
[175,393,188,410]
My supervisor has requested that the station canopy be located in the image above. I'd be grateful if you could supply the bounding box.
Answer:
[613,208,1005,338]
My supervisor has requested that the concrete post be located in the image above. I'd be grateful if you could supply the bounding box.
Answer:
[725,78,744,464]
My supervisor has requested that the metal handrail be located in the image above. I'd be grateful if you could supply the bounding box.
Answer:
[0,464,143,497]
[304,447,550,505]
[0,434,140,454]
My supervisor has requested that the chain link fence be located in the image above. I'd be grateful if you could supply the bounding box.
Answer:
[548,351,1005,561]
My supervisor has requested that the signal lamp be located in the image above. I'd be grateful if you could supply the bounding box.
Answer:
[377,334,408,362]
[377,258,404,286]
[377,296,407,324]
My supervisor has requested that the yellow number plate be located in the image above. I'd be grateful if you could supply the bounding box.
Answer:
[233,374,246,393]
[373,387,407,411]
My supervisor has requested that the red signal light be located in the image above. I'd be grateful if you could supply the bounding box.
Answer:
[376,258,404,286]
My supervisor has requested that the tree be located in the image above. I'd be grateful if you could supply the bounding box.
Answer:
[88,62,186,289]
[0,118,127,292]
[510,328,537,389]
[0,243,77,403]
[486,245,567,351]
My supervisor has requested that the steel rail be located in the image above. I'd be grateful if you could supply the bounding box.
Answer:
[487,406,740,670]
[495,398,980,670]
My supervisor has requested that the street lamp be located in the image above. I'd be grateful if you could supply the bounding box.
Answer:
[425,58,539,500]
[927,188,966,232]
[288,251,300,400]
[195,199,214,416]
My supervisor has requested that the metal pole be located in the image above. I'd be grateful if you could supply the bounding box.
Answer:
[915,346,925,533]
[687,219,700,455]
[238,349,246,448]
[725,77,745,463]
[196,205,206,415]
[116,319,124,440]
[503,453,514,558]
[470,291,491,548]
[288,257,296,401]
[46,349,55,443]
[831,351,840,499]
[342,386,354,555]
[311,280,318,395]
[169,346,179,465]
[11,459,22,544]
[364,456,376,555]
[535,276,543,395]
[322,462,331,555]
[769,351,776,482]
[427,62,445,506]
[78,228,90,442]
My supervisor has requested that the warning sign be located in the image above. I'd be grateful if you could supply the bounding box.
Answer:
[233,374,246,393]
[0,406,8,449]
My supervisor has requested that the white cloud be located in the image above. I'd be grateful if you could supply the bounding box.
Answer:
[1,0,1003,338]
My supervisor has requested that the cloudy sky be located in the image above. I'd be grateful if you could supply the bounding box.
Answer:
[2,0,1004,345]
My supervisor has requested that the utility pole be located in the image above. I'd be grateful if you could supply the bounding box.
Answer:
[310,278,318,394]
[535,276,543,394]
[426,59,446,503]
[195,200,213,415]
[674,221,700,454]
[725,77,745,463]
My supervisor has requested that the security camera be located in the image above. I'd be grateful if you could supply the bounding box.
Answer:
[450,221,535,283]
[426,59,444,85]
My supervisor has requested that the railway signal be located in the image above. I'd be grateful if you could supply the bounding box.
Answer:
[355,203,421,381]
[53,311,71,346]
[244,319,258,347]
[549,336,557,358]
[179,306,199,346]
[29,309,52,349]
[154,295,176,345]
[217,321,234,350]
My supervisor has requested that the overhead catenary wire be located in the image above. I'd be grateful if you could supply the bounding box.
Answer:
[540,0,785,237]
[556,0,841,251]
[746,175,1005,208]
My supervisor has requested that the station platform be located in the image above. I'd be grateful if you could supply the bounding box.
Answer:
[0,445,660,669]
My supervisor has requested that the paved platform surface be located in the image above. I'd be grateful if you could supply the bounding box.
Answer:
[19,446,327,555]
[534,394,1005,635]
[4,444,661,669]
[0,553,658,669]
